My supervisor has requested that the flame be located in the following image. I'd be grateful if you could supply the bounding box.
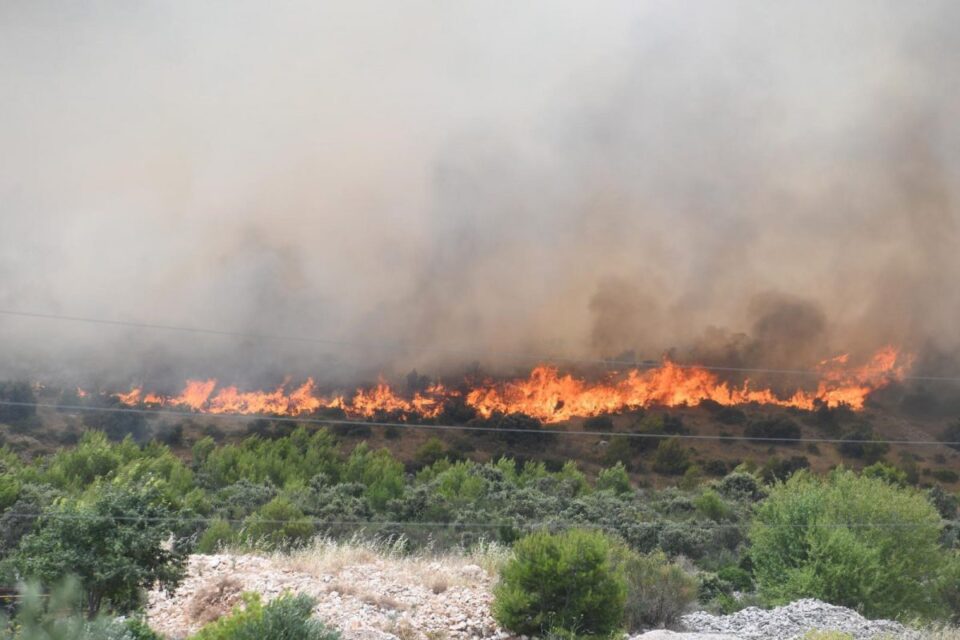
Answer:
[106,347,909,423]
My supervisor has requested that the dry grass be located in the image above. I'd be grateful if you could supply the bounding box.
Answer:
[382,617,420,640]
[268,533,510,587]
[187,576,243,625]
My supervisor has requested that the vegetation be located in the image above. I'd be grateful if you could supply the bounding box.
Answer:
[492,529,625,637]
[618,549,699,630]
[189,592,339,640]
[750,469,958,620]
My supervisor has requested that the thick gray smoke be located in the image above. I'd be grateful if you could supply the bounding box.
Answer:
[1,1,958,387]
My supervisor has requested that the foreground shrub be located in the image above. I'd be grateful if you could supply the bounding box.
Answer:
[492,529,625,637]
[750,468,956,620]
[14,485,186,617]
[190,592,339,640]
[617,549,699,631]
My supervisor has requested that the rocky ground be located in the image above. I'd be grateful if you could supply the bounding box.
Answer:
[148,553,922,640]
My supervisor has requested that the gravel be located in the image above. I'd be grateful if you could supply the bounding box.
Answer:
[677,599,919,640]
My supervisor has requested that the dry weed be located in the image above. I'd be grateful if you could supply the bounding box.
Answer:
[187,576,243,625]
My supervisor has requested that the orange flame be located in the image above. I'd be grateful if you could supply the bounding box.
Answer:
[107,347,909,423]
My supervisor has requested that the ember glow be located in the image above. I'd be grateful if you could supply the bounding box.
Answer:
[105,347,909,423]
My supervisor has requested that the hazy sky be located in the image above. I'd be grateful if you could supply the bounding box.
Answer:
[1,1,958,385]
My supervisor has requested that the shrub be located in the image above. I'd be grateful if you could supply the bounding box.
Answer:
[759,456,809,483]
[242,497,314,548]
[941,420,960,451]
[716,565,753,592]
[715,472,766,502]
[694,490,731,522]
[653,438,691,475]
[801,633,854,640]
[0,381,37,424]
[861,462,907,486]
[749,468,957,620]
[932,469,960,484]
[617,549,699,630]
[715,407,746,425]
[596,462,631,494]
[14,485,186,617]
[744,416,801,443]
[836,424,889,463]
[414,437,448,469]
[190,592,339,640]
[197,518,236,553]
[492,529,625,637]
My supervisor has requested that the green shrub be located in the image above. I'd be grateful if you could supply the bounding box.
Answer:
[716,565,753,592]
[861,462,907,486]
[492,529,625,637]
[14,485,186,617]
[652,439,691,475]
[197,518,236,553]
[801,632,854,640]
[617,549,698,630]
[414,437,448,469]
[694,490,731,522]
[744,417,800,443]
[596,462,631,494]
[836,424,889,463]
[190,592,339,640]
[750,468,957,620]
[243,497,314,548]
[932,469,960,484]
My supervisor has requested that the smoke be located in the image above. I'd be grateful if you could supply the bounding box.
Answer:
[0,1,958,386]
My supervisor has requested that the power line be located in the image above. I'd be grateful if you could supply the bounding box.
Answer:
[0,399,955,447]
[2,308,953,382]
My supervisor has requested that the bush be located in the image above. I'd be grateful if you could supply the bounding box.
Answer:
[14,485,186,617]
[0,381,36,424]
[197,518,236,553]
[190,592,339,640]
[749,468,957,620]
[414,437,448,469]
[617,549,699,630]
[932,469,960,484]
[941,420,960,451]
[759,456,809,483]
[836,424,889,463]
[744,416,801,443]
[596,462,631,494]
[716,565,753,592]
[242,497,314,548]
[492,529,625,637]
[715,407,746,425]
[694,490,731,522]
[652,438,691,476]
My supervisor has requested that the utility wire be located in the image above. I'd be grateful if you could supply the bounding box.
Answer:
[0,399,955,447]
[1,308,953,381]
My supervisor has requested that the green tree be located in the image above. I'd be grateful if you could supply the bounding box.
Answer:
[492,529,625,637]
[653,438,691,475]
[749,468,956,620]
[243,497,314,548]
[596,462,631,494]
[13,485,186,617]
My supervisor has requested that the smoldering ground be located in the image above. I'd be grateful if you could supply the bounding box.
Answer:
[0,1,958,388]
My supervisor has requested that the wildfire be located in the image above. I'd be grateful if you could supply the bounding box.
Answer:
[104,347,910,423]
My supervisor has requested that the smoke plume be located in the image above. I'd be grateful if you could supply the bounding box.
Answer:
[1,1,958,387]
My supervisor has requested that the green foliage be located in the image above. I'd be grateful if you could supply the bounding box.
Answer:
[836,424,889,463]
[243,497,314,548]
[198,428,340,489]
[694,490,731,522]
[862,462,908,486]
[596,462,631,494]
[653,438,691,475]
[716,565,753,592]
[0,579,145,639]
[197,518,236,553]
[758,456,809,483]
[749,468,956,620]
[413,437,448,469]
[493,529,626,637]
[744,416,801,443]
[801,633,854,640]
[616,549,699,630]
[931,469,960,484]
[13,484,186,616]
[343,444,404,510]
[189,592,339,640]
